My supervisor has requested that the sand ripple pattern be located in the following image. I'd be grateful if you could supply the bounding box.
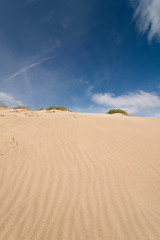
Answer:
[0,112,160,239]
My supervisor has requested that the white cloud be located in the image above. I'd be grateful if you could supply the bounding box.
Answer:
[92,91,160,115]
[152,113,160,118]
[86,85,94,96]
[154,113,160,118]
[130,0,160,42]
[72,105,107,114]
[4,55,56,83]
[0,92,23,107]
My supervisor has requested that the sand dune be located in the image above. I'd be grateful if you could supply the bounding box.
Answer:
[0,108,160,240]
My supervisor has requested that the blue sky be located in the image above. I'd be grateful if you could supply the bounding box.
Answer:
[0,0,160,117]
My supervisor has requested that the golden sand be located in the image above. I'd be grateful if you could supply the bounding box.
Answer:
[0,108,160,239]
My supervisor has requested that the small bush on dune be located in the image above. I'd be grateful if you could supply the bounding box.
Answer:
[107,109,128,115]
[13,106,32,110]
[0,104,9,109]
[46,106,72,112]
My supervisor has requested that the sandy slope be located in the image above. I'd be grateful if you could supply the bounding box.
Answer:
[0,108,160,240]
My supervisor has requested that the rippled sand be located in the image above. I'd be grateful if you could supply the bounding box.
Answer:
[0,108,160,240]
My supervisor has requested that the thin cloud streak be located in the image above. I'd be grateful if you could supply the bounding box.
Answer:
[130,0,160,42]
[4,55,56,83]
[23,0,37,7]
[92,91,160,115]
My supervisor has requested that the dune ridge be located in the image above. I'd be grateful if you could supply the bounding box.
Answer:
[0,109,160,239]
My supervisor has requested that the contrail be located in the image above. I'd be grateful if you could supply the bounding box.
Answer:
[4,55,56,83]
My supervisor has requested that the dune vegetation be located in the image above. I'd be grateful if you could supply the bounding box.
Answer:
[107,109,128,115]
[13,106,32,110]
[46,106,71,111]
[0,104,9,109]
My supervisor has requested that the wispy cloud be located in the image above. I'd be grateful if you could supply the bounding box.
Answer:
[153,113,160,118]
[4,55,56,83]
[86,85,95,96]
[72,105,107,114]
[23,0,37,7]
[0,92,23,107]
[130,0,160,42]
[92,91,160,115]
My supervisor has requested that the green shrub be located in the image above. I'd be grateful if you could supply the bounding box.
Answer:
[46,106,71,112]
[107,109,128,115]
[13,106,32,110]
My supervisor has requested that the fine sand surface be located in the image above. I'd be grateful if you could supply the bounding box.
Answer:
[0,108,160,240]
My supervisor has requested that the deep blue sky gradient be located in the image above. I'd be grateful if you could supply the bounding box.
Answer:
[0,0,160,116]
